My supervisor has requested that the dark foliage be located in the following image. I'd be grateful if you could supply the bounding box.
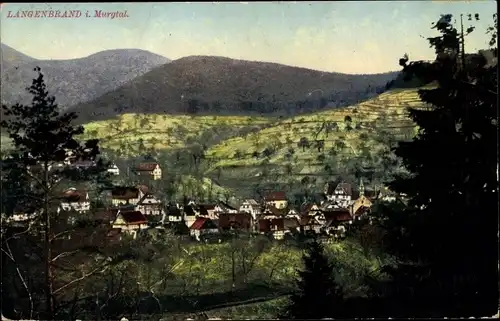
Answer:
[374,13,498,317]
[1,67,116,320]
[66,56,398,123]
[280,238,344,319]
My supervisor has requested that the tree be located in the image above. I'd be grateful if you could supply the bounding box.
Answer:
[233,149,242,159]
[379,13,498,316]
[280,238,344,319]
[314,139,325,152]
[187,99,199,114]
[297,137,310,152]
[262,147,274,158]
[1,68,116,320]
[344,115,353,131]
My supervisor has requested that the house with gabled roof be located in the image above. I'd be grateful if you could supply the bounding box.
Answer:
[263,217,300,240]
[59,187,90,213]
[261,205,287,219]
[214,201,238,215]
[319,209,353,237]
[324,181,353,208]
[239,199,261,220]
[164,203,183,223]
[135,193,163,216]
[197,204,217,220]
[300,203,322,216]
[264,191,288,209]
[189,217,219,241]
[182,204,198,228]
[349,180,373,219]
[134,162,162,180]
[298,216,323,234]
[218,212,254,233]
[111,185,148,206]
[112,210,149,238]
[107,163,120,176]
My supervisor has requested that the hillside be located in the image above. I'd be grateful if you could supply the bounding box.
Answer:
[81,114,273,156]
[0,43,36,68]
[68,55,399,123]
[201,87,430,197]
[1,44,171,109]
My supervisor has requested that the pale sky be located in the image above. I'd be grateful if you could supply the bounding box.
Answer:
[0,1,496,74]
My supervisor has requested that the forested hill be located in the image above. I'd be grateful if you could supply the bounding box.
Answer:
[68,55,399,123]
[1,44,171,109]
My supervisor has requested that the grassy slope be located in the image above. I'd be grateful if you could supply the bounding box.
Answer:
[80,114,272,156]
[161,239,393,319]
[203,88,426,189]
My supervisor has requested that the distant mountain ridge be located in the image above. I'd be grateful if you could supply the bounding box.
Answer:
[1,44,171,109]
[1,43,36,68]
[68,55,399,123]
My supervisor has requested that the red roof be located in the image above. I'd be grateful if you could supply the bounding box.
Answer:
[265,191,287,201]
[61,188,88,202]
[119,211,147,224]
[218,213,252,230]
[112,187,140,200]
[135,163,159,172]
[189,217,217,230]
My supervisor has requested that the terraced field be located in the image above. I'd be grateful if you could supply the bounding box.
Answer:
[203,88,428,192]
[80,114,273,156]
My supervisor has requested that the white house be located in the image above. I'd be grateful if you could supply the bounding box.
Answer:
[111,185,148,206]
[239,199,261,220]
[112,210,149,239]
[134,162,162,180]
[214,201,238,214]
[325,182,352,208]
[107,163,120,175]
[135,193,163,216]
[60,188,90,213]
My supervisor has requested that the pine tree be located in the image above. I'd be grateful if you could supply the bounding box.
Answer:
[281,238,344,319]
[1,67,115,319]
[378,14,498,317]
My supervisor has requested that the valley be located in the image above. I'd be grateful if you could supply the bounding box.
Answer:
[2,2,497,319]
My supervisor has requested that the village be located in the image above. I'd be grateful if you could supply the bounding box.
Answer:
[4,159,402,245]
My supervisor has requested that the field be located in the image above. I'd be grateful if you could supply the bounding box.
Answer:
[1,88,426,198]
[80,114,273,156]
[201,88,427,193]
[122,236,394,319]
[207,88,424,162]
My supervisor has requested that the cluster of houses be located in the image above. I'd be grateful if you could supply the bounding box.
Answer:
[4,157,403,244]
[106,162,162,181]
[39,177,383,243]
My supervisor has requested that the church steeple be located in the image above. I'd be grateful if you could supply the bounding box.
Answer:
[359,178,365,196]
